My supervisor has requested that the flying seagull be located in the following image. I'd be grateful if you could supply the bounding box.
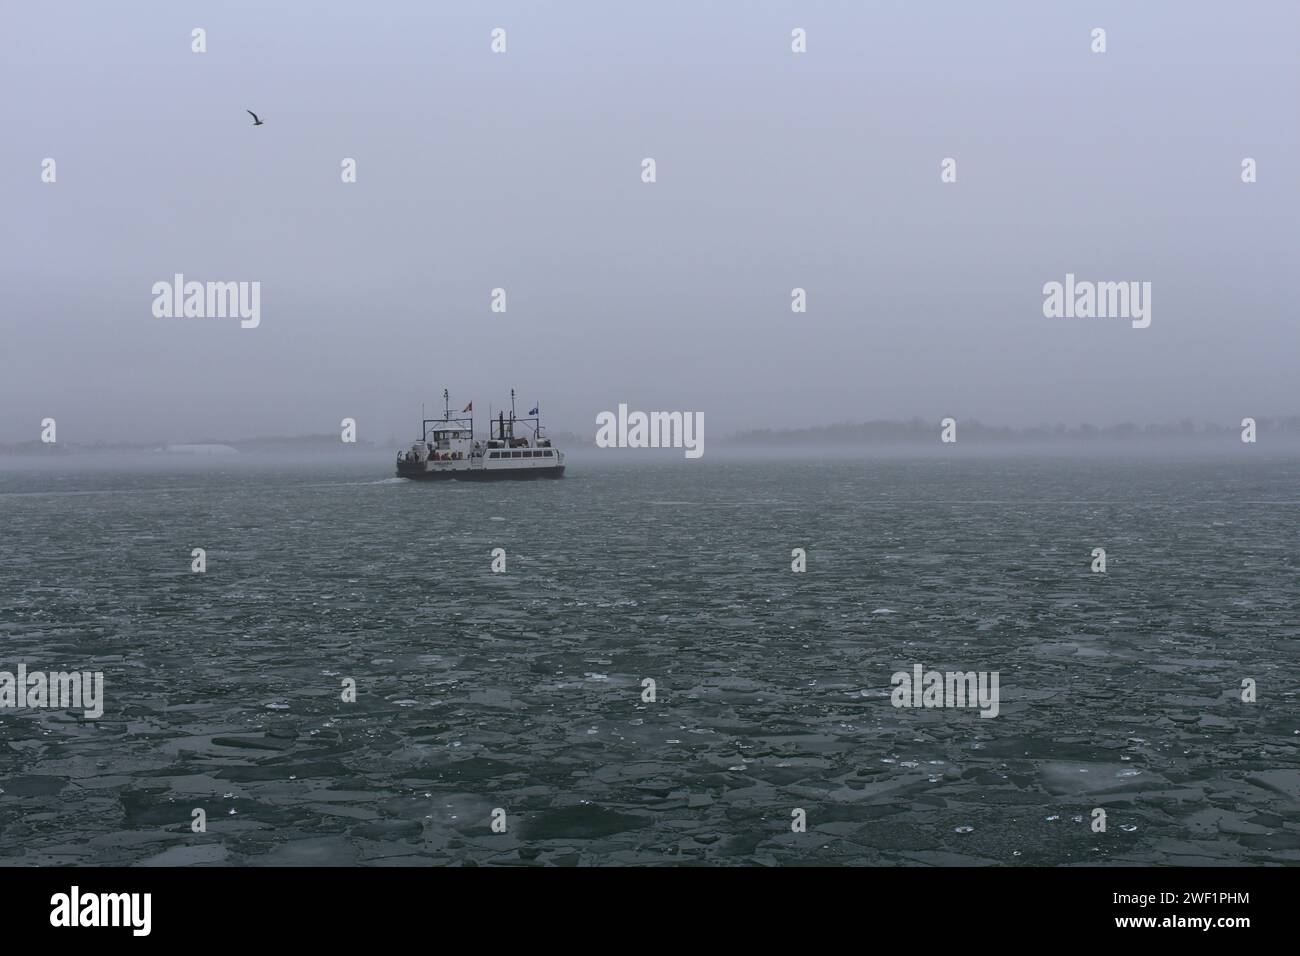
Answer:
[246,110,264,126]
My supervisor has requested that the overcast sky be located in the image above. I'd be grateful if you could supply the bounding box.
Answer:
[2,0,1296,444]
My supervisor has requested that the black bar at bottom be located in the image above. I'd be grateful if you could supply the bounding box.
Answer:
[0,866,1281,941]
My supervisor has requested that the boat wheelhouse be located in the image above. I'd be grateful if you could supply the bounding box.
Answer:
[395,389,565,481]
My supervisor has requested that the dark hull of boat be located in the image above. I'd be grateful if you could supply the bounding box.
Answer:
[396,463,565,481]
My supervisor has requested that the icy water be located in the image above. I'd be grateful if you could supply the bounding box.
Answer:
[1,455,1297,867]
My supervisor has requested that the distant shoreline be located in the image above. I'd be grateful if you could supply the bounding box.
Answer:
[724,417,1300,445]
[3,416,1299,458]
[2,418,1300,468]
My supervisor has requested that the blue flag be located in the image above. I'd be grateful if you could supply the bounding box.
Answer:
[528,404,539,416]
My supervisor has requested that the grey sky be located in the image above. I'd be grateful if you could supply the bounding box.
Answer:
[2,0,1296,444]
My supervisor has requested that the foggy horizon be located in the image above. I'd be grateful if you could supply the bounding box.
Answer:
[4,411,1300,451]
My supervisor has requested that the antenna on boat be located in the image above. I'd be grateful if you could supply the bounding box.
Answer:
[443,388,450,420]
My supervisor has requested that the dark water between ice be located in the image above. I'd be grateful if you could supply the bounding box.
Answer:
[1,455,1297,866]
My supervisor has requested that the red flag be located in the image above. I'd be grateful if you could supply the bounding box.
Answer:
[462,402,472,413]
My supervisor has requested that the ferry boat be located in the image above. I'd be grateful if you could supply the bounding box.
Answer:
[396,389,565,481]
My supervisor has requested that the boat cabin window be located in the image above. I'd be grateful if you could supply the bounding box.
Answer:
[486,449,554,460]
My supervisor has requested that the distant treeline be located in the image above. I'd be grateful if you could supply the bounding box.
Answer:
[725,417,1300,445]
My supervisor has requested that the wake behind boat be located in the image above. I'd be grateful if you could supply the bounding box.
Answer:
[396,389,565,481]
